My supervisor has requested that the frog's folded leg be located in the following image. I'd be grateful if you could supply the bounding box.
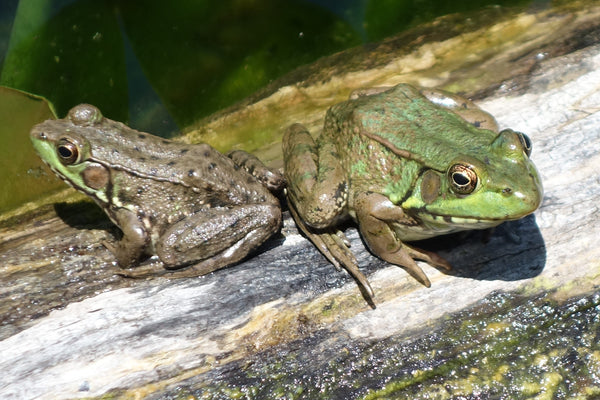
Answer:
[156,203,282,277]
[112,203,281,279]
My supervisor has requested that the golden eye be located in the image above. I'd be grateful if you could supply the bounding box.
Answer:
[448,163,478,195]
[56,138,79,165]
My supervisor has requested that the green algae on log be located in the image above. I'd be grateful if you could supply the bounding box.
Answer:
[146,290,600,399]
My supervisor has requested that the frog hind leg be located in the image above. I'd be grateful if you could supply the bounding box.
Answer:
[419,87,499,132]
[283,124,375,300]
[282,123,348,228]
[288,201,374,301]
[156,203,281,277]
[355,192,451,287]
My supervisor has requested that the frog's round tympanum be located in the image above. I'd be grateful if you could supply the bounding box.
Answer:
[283,84,543,300]
[31,104,283,277]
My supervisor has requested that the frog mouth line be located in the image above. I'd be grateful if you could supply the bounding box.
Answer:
[42,162,69,186]
[426,214,508,225]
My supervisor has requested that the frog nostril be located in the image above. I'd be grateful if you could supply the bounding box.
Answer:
[502,187,512,196]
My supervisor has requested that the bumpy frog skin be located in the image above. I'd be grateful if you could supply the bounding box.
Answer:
[283,84,543,300]
[31,104,283,277]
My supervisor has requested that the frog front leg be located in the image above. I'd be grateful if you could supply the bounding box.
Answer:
[283,123,374,298]
[155,203,281,277]
[354,191,451,286]
[104,207,149,267]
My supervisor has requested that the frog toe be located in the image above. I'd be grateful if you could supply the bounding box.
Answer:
[403,244,452,271]
[381,247,432,287]
[318,234,375,299]
[289,204,374,299]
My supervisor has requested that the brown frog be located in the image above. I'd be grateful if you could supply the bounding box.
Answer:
[31,104,283,277]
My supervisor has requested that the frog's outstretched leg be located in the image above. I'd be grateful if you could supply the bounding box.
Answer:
[283,123,375,301]
[354,192,451,286]
[287,201,374,300]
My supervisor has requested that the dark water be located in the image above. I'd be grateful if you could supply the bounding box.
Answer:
[0,0,536,136]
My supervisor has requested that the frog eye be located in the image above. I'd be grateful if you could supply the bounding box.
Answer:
[56,138,80,165]
[448,164,478,195]
[517,133,532,156]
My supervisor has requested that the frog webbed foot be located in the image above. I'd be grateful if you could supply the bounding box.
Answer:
[388,243,452,287]
[227,150,285,192]
[288,202,374,299]
[103,233,167,278]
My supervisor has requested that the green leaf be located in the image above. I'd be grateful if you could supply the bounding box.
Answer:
[1,0,128,122]
[0,85,59,212]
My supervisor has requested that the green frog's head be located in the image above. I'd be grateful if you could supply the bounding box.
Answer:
[30,104,111,204]
[402,128,543,232]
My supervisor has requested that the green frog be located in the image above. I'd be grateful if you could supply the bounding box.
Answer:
[283,84,543,300]
[30,104,283,277]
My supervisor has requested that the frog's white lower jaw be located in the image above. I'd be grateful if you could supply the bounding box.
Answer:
[389,215,502,241]
[426,214,504,230]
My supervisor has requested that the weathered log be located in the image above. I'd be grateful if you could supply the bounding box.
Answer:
[2,4,600,399]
